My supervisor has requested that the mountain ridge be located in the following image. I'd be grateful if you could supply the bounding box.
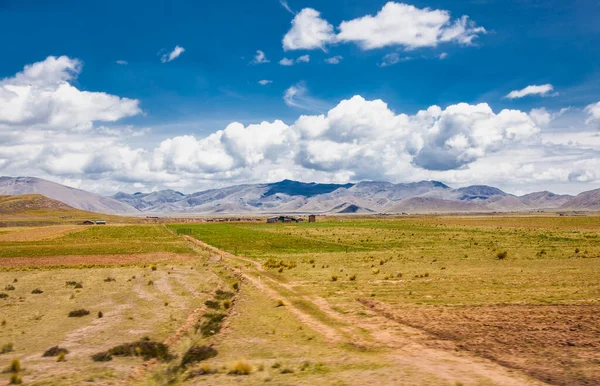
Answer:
[3,176,599,215]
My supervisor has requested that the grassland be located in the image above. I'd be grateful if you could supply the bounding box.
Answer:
[0,215,598,385]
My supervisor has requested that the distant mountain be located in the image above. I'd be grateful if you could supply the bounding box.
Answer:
[560,188,600,210]
[3,176,600,215]
[0,177,138,214]
[0,194,75,214]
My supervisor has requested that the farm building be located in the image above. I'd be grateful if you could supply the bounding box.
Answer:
[267,216,303,223]
[82,220,94,225]
[308,214,316,223]
[95,220,107,225]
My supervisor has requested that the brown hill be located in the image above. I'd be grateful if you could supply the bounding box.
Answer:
[560,189,600,211]
[0,194,77,214]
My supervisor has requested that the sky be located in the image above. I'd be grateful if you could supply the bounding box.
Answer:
[1,0,600,196]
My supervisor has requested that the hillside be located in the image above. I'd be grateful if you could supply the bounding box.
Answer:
[560,188,600,211]
[0,177,138,214]
[0,194,76,215]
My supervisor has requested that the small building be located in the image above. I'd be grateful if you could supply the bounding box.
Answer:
[267,216,302,224]
[308,214,316,223]
[82,220,95,225]
[95,220,107,225]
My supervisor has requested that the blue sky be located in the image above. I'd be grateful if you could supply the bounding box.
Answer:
[1,0,600,194]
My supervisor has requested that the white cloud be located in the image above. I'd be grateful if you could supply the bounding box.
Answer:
[161,46,185,63]
[279,58,294,66]
[585,101,600,124]
[258,80,273,86]
[283,3,485,52]
[325,55,343,64]
[378,53,411,67]
[0,56,141,131]
[280,0,294,14]
[296,54,310,63]
[282,8,336,51]
[115,60,128,65]
[251,50,270,64]
[439,52,448,59]
[1,56,599,194]
[506,84,556,99]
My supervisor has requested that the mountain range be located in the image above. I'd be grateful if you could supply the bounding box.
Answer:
[1,176,599,215]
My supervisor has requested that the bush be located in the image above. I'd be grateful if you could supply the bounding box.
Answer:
[180,345,217,367]
[68,309,90,317]
[349,274,356,281]
[151,265,157,271]
[275,300,285,307]
[222,300,232,309]
[98,311,103,318]
[496,251,508,260]
[43,346,69,357]
[92,337,172,362]
[74,283,83,289]
[280,368,294,374]
[147,280,154,286]
[91,352,112,362]
[5,285,15,291]
[204,300,221,310]
[104,277,116,282]
[1,343,14,354]
[372,268,380,274]
[57,352,66,362]
[9,374,22,385]
[331,275,338,282]
[31,288,43,294]
[214,290,234,300]
[228,360,252,375]
[197,313,226,337]
[65,281,78,286]
[232,282,239,291]
[0,293,7,299]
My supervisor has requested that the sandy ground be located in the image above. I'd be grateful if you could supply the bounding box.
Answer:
[0,225,86,242]
[0,252,195,267]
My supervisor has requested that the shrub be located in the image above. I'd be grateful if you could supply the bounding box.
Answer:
[204,300,221,310]
[9,374,22,385]
[228,360,252,375]
[151,265,157,271]
[180,345,218,367]
[74,283,83,289]
[43,346,69,357]
[372,268,380,274]
[275,300,285,307]
[198,312,226,337]
[222,300,232,309]
[91,352,112,362]
[65,281,78,286]
[1,343,14,354]
[98,311,103,318]
[7,358,21,373]
[271,362,281,369]
[496,251,508,260]
[331,275,338,282]
[5,285,15,291]
[575,248,580,254]
[94,337,172,362]
[280,368,294,374]
[232,282,239,291]
[31,288,43,294]
[349,274,357,281]
[187,363,218,377]
[0,293,8,299]
[104,277,116,282]
[147,280,154,286]
[68,309,90,317]
[57,352,66,362]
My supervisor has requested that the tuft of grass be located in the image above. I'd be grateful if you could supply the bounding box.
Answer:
[275,299,285,307]
[147,280,154,286]
[0,293,8,299]
[372,268,380,274]
[496,251,508,260]
[232,282,239,291]
[280,368,294,374]
[188,363,218,377]
[271,362,281,369]
[1,343,14,354]
[349,274,357,281]
[43,346,69,357]
[7,358,21,373]
[103,277,116,282]
[180,345,218,367]
[331,275,338,282]
[5,285,15,291]
[68,309,90,317]
[228,360,252,375]
[57,352,66,362]
[31,288,43,294]
[151,265,157,271]
[91,352,112,362]
[222,300,232,309]
[204,300,221,310]
[197,312,226,337]
[98,311,103,318]
[9,374,22,385]
[214,290,234,300]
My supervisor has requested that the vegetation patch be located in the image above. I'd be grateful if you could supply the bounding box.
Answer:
[197,312,226,337]
[43,346,69,357]
[180,345,218,367]
[92,337,172,362]
[68,309,90,317]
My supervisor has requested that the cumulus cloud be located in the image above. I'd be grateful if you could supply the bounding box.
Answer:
[282,8,336,51]
[585,101,600,124]
[161,46,185,63]
[251,50,270,64]
[325,55,343,64]
[506,84,556,99]
[115,60,128,65]
[0,55,141,131]
[296,54,310,63]
[283,3,485,51]
[279,55,310,66]
[258,80,273,86]
[279,58,294,66]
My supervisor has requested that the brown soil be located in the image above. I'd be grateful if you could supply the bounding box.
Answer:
[0,225,85,241]
[360,299,600,386]
[0,252,194,268]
